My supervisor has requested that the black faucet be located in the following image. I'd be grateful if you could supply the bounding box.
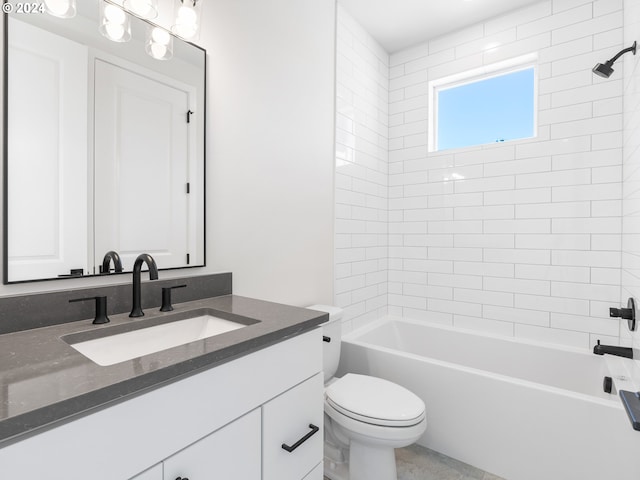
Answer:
[593,340,633,359]
[101,250,123,274]
[130,253,159,318]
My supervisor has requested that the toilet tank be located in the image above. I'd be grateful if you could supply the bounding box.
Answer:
[306,305,342,383]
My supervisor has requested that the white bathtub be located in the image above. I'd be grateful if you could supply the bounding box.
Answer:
[338,316,640,480]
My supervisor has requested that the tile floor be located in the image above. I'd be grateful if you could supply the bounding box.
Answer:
[324,443,506,480]
[395,444,505,480]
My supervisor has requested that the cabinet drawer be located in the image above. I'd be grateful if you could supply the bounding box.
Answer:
[163,408,261,480]
[263,373,324,480]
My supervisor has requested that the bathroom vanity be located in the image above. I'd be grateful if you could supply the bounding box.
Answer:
[0,284,327,479]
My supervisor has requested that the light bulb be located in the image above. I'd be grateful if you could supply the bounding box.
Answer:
[44,0,76,18]
[150,43,167,59]
[172,1,200,39]
[146,25,172,60]
[104,4,126,23]
[151,28,170,45]
[173,24,197,39]
[105,22,125,41]
[100,1,130,42]
[177,5,197,24]
[123,0,158,19]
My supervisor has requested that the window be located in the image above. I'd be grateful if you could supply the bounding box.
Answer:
[429,56,537,151]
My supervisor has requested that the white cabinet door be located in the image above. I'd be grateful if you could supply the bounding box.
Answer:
[163,408,261,480]
[7,18,88,281]
[130,463,162,480]
[263,373,324,480]
[93,59,192,271]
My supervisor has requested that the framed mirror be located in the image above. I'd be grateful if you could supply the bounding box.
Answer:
[3,1,206,283]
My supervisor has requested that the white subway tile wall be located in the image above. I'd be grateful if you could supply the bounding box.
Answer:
[335,6,390,332]
[387,0,623,348]
[621,0,640,356]
[337,0,627,348]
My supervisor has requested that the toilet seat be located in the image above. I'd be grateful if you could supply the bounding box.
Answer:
[325,373,425,427]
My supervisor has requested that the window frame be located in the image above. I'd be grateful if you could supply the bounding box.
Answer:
[428,53,539,152]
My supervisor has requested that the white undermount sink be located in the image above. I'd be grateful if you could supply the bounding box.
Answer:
[68,314,247,366]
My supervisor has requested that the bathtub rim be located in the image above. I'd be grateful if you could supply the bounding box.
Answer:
[341,315,625,408]
[346,315,594,356]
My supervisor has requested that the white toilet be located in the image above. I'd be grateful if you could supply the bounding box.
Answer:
[307,305,427,480]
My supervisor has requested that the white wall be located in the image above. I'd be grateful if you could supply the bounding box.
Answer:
[335,6,389,332]
[384,0,625,349]
[201,0,336,306]
[0,0,336,308]
[621,0,640,357]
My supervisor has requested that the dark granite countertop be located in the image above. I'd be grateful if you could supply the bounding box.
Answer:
[0,294,328,448]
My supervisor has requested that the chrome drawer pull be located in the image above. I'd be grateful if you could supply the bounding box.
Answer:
[281,424,319,453]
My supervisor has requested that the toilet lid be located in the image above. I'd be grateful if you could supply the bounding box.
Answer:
[325,374,425,427]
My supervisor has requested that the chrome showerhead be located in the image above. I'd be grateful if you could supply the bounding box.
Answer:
[592,41,637,78]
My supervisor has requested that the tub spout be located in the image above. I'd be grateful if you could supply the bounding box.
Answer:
[593,340,633,359]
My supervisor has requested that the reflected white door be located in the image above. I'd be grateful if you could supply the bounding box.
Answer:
[7,19,88,282]
[94,59,191,271]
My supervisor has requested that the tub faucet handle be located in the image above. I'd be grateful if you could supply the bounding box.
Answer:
[609,298,636,331]
[610,307,633,319]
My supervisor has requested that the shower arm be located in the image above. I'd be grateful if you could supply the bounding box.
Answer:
[606,41,637,65]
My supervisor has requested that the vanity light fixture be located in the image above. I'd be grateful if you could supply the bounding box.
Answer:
[123,0,158,20]
[43,0,76,18]
[99,1,132,43]
[146,26,173,60]
[171,0,201,40]
[43,0,198,61]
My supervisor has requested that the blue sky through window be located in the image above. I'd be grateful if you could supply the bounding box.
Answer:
[437,67,535,151]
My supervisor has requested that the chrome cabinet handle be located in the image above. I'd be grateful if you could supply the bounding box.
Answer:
[281,424,320,453]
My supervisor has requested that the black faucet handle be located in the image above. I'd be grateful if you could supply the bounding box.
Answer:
[610,307,633,319]
[160,284,187,312]
[69,296,110,325]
